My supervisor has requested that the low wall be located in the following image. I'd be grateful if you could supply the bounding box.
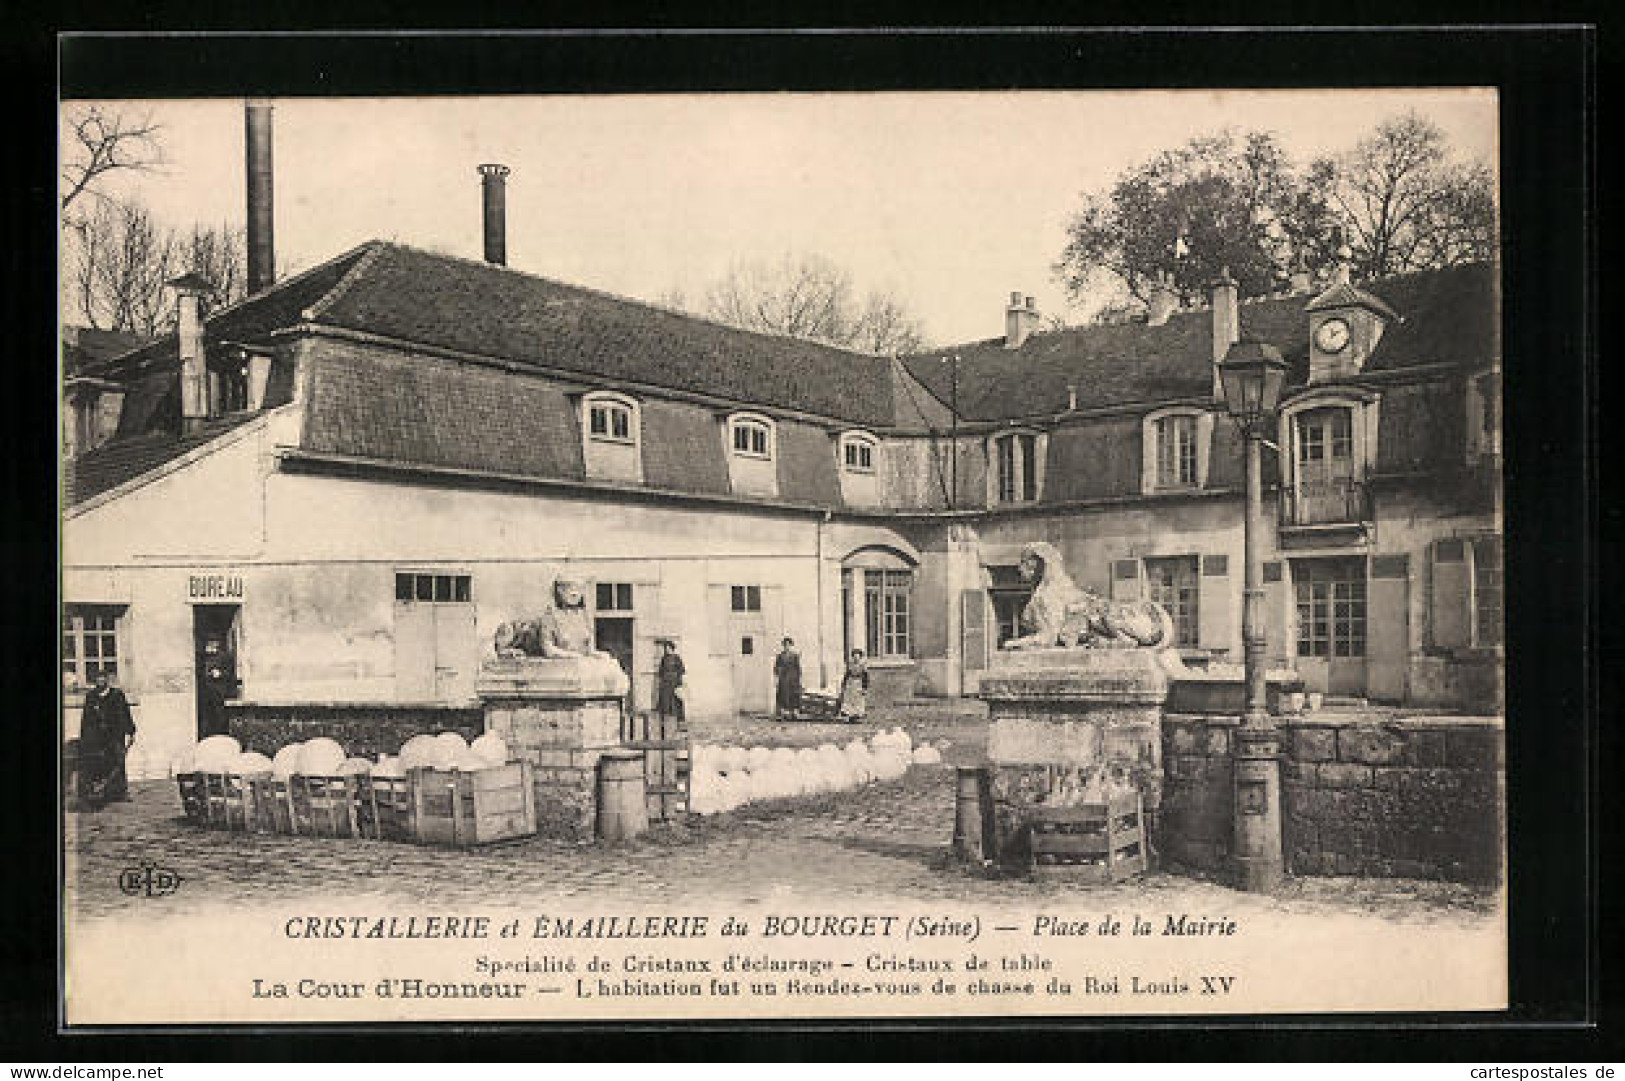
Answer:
[225,701,483,759]
[1161,713,1503,885]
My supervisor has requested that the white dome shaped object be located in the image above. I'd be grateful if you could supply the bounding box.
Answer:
[193,735,243,773]
[470,732,509,767]
[912,745,943,766]
[171,748,198,775]
[398,735,440,771]
[230,751,274,776]
[335,756,374,776]
[271,743,304,780]
[371,755,406,779]
[434,731,469,753]
[296,737,347,777]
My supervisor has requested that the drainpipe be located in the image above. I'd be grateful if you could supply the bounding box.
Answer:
[817,510,830,689]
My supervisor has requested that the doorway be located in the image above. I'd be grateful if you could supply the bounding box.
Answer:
[1292,556,1368,697]
[594,616,635,711]
[193,604,241,739]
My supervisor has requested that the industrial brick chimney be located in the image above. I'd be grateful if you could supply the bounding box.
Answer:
[245,99,275,295]
[479,164,511,266]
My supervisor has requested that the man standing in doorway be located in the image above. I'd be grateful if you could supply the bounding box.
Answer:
[774,637,803,721]
[78,672,136,810]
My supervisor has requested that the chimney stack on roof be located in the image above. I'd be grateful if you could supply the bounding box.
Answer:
[245,100,276,295]
[1005,291,1039,349]
[1146,271,1179,326]
[479,164,511,266]
[1209,267,1240,399]
[169,273,213,433]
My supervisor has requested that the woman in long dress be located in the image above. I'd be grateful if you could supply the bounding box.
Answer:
[838,648,869,723]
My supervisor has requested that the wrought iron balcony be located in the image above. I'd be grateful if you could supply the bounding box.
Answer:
[1279,476,1372,528]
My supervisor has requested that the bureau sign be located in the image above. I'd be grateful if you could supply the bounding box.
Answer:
[186,573,245,601]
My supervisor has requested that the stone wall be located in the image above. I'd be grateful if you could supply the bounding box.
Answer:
[226,702,483,759]
[1161,713,1503,885]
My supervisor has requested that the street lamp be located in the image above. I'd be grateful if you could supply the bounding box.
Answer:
[1218,339,1289,893]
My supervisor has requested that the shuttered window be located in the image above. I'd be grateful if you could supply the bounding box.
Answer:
[1472,537,1503,647]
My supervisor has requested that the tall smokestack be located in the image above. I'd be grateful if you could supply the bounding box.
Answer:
[245,99,275,295]
[479,164,510,266]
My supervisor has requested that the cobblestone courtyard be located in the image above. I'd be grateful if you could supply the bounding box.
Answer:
[66,701,1497,929]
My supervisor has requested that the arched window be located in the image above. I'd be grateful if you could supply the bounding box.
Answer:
[840,431,878,473]
[728,413,774,460]
[583,392,638,445]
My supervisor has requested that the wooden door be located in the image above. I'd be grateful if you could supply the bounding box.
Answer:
[432,603,477,701]
[394,603,436,700]
[1367,554,1410,703]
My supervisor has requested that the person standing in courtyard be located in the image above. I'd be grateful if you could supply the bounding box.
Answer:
[654,637,686,728]
[773,637,803,720]
[838,648,869,723]
[78,671,136,810]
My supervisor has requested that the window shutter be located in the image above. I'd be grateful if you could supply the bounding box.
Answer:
[1429,540,1470,651]
[961,589,988,674]
[1110,559,1143,602]
[1197,554,1232,654]
[1263,561,1291,664]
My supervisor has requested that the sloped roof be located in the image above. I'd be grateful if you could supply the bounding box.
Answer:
[62,327,151,378]
[902,262,1497,422]
[63,414,261,507]
[303,243,899,428]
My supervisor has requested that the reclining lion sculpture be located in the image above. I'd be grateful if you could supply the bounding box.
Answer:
[493,577,612,660]
[1002,541,1175,650]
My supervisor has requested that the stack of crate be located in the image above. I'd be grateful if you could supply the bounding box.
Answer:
[1026,792,1147,881]
[175,761,537,847]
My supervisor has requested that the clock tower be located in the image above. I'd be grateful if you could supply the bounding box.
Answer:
[1305,282,1399,384]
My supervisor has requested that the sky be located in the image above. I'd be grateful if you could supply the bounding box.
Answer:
[64,89,1497,346]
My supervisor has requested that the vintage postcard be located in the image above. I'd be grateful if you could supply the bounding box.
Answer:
[60,84,1505,1025]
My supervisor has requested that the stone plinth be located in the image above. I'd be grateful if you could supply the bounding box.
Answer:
[477,656,629,842]
[978,648,1173,868]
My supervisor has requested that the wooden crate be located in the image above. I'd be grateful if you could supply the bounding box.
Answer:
[238,775,357,837]
[1027,793,1147,882]
[175,772,255,831]
[408,761,537,846]
[622,712,691,822]
[351,774,414,842]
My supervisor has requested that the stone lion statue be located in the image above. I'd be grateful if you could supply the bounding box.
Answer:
[1002,541,1175,650]
[494,577,612,660]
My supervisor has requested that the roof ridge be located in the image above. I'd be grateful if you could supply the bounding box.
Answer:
[301,241,387,322]
[366,239,892,363]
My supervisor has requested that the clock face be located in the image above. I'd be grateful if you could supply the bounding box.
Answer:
[1315,317,1352,354]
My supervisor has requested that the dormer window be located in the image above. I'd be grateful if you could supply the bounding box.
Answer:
[840,432,877,473]
[1278,390,1379,530]
[579,391,643,483]
[729,415,773,460]
[1141,407,1215,494]
[991,430,1042,504]
[587,396,635,443]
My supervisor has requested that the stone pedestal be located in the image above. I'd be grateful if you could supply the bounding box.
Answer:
[978,648,1173,867]
[477,655,629,842]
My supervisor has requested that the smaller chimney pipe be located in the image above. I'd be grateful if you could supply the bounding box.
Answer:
[479,164,511,266]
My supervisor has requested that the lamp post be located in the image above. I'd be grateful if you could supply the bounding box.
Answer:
[1218,339,1289,893]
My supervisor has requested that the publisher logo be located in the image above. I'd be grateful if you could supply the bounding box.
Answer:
[119,861,183,898]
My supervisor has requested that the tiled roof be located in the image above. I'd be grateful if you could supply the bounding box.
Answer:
[62,327,151,377]
[903,262,1497,422]
[63,414,260,507]
[306,243,900,428]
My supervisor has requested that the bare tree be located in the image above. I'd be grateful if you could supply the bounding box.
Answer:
[60,104,164,219]
[701,252,926,353]
[1317,111,1498,279]
[66,197,247,335]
